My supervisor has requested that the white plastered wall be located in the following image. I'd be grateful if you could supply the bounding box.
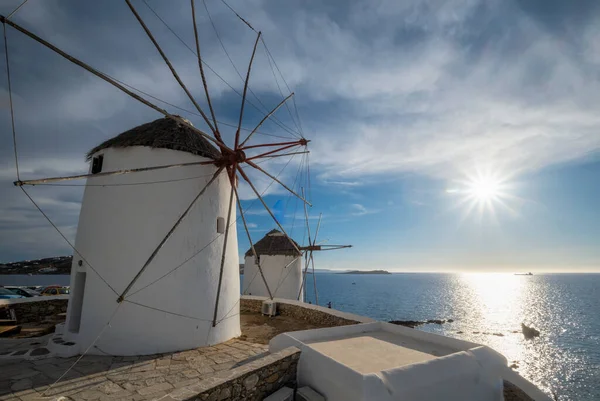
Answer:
[63,146,240,355]
[242,254,303,301]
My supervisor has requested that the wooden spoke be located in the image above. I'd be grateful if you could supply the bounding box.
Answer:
[125,0,224,142]
[235,32,261,149]
[310,251,318,305]
[212,168,237,326]
[297,188,312,301]
[313,245,353,251]
[303,188,313,246]
[0,15,224,150]
[260,150,309,159]
[117,166,225,302]
[239,93,294,148]
[246,143,304,161]
[313,213,323,244]
[191,0,221,142]
[237,166,301,256]
[245,159,311,206]
[13,160,216,187]
[233,185,274,300]
[241,139,308,151]
[298,251,310,301]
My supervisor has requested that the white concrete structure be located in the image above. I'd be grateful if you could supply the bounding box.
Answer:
[242,230,303,301]
[61,117,240,356]
[270,321,552,401]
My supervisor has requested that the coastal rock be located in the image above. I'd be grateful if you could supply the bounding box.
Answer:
[389,318,452,328]
[521,323,540,339]
[389,320,424,328]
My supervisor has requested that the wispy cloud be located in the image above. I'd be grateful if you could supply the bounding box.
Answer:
[350,203,380,216]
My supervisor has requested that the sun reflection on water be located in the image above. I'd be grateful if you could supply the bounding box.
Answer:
[433,273,588,398]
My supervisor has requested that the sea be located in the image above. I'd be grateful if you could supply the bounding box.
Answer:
[2,273,598,400]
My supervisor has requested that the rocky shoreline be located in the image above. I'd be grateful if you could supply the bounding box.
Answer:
[389,319,541,340]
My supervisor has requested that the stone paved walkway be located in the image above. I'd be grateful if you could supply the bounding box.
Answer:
[0,339,268,401]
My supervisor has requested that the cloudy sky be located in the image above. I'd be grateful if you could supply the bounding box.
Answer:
[1,0,599,272]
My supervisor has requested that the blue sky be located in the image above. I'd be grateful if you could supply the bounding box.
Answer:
[0,0,599,271]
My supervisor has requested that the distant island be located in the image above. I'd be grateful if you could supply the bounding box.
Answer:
[0,256,72,275]
[339,270,392,275]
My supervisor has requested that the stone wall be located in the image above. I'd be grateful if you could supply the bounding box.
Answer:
[168,346,300,401]
[0,297,68,323]
[241,296,374,328]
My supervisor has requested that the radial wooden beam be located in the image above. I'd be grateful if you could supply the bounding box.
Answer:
[117,166,224,303]
[239,93,295,148]
[297,188,312,301]
[310,213,322,305]
[235,32,261,149]
[125,0,219,138]
[310,250,318,305]
[260,150,309,159]
[13,160,216,187]
[191,0,221,142]
[212,168,237,326]
[237,166,301,256]
[233,185,273,300]
[241,139,308,151]
[245,159,311,206]
[299,251,310,302]
[311,245,353,251]
[246,143,304,161]
[0,15,226,151]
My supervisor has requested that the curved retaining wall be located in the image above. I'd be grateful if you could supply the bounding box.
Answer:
[0,296,68,323]
[240,295,375,327]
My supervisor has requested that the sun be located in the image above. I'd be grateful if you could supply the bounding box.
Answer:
[467,176,501,201]
[446,167,517,221]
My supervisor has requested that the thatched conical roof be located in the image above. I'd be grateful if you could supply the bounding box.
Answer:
[245,229,301,257]
[86,117,220,160]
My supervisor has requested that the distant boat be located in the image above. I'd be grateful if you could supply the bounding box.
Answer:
[515,272,533,276]
[38,267,57,274]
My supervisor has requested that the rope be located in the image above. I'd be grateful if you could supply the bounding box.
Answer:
[202,0,301,140]
[19,187,119,296]
[215,0,304,139]
[140,0,301,139]
[103,69,296,140]
[42,303,122,396]
[124,300,212,322]
[262,39,303,137]
[220,0,257,33]
[3,23,19,181]
[261,38,306,138]
[6,0,29,19]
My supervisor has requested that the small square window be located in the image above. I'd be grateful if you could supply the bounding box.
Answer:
[91,155,104,174]
[217,217,225,234]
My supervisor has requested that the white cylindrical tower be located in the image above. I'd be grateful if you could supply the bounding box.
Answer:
[242,229,303,301]
[62,117,240,356]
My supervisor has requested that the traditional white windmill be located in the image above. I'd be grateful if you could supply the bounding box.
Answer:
[242,229,303,300]
[2,1,310,356]
[242,188,352,304]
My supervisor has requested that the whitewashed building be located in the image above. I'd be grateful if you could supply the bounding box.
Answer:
[242,229,303,301]
[59,117,241,356]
